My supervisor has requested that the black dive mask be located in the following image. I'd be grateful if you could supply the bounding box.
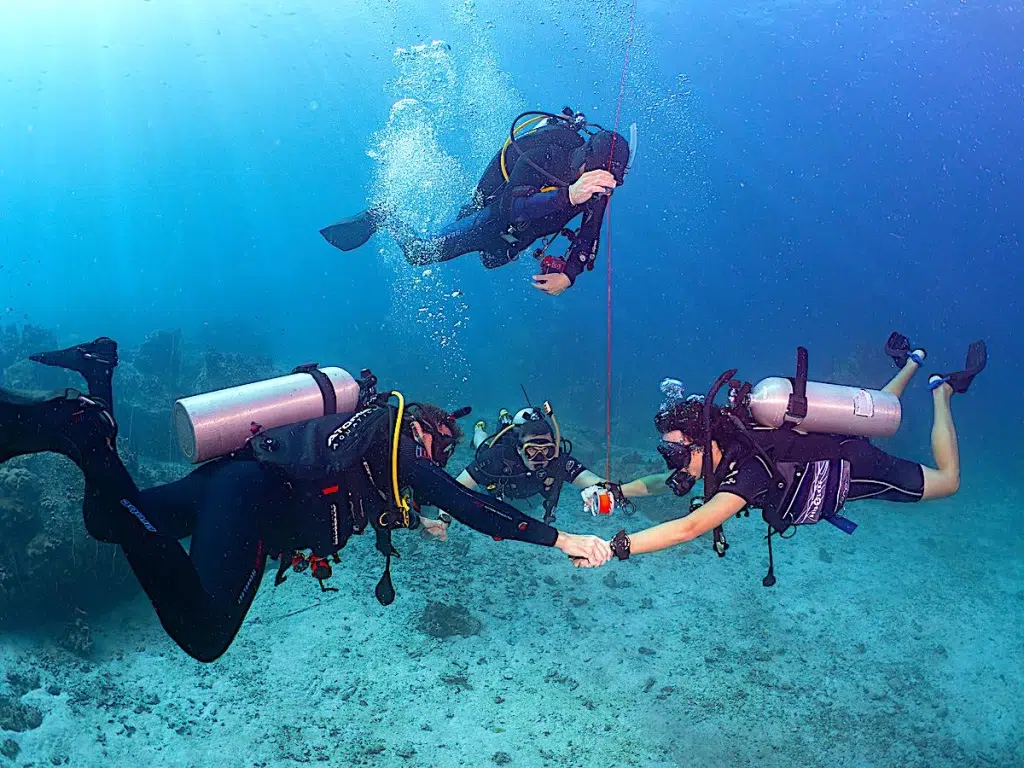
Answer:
[420,422,456,468]
[658,441,692,470]
[410,404,470,469]
[658,441,696,497]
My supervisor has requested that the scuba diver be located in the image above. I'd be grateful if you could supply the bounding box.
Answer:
[574,332,988,583]
[0,338,611,663]
[455,404,666,524]
[320,107,634,296]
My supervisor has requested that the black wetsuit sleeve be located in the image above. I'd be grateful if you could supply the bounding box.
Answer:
[563,195,608,285]
[402,454,558,547]
[508,187,573,223]
[502,147,575,224]
[560,455,588,483]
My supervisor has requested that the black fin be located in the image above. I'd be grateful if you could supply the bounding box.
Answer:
[29,337,118,407]
[29,337,118,375]
[938,340,988,394]
[884,331,911,369]
[320,210,379,252]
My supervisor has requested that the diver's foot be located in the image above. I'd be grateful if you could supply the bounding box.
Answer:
[30,337,118,407]
[30,337,118,375]
[0,390,116,464]
[929,340,987,394]
[884,332,925,369]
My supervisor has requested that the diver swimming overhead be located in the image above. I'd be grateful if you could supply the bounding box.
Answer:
[320,107,635,296]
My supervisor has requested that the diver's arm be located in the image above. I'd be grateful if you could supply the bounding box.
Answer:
[404,456,559,546]
[508,188,573,222]
[503,148,575,223]
[619,472,674,497]
[626,492,747,555]
[562,195,608,285]
[572,470,668,498]
[405,458,610,562]
[571,470,606,490]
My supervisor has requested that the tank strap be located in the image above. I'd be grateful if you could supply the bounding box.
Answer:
[785,347,809,422]
[292,363,338,415]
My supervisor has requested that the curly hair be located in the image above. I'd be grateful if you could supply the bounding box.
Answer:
[403,402,465,443]
[654,401,740,448]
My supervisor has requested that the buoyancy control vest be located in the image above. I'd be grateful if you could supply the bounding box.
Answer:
[697,348,860,585]
[250,405,417,602]
[726,427,855,536]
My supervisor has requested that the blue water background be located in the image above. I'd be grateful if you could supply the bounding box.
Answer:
[0,0,1021,762]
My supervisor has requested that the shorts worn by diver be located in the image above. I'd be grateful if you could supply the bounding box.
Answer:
[840,438,925,502]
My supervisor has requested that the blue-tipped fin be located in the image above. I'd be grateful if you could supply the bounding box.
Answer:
[884,331,911,369]
[933,340,987,394]
[320,209,379,252]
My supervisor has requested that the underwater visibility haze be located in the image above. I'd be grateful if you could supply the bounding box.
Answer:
[0,0,1021,766]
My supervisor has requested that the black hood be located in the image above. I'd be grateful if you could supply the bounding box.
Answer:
[570,130,631,185]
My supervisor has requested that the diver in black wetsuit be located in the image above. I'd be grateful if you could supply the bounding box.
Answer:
[457,408,667,524]
[320,109,631,297]
[0,338,611,662]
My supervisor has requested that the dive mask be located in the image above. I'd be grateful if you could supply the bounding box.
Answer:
[658,440,692,470]
[521,441,557,462]
[421,422,456,467]
[658,441,696,497]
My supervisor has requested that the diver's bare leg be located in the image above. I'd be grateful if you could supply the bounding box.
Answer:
[883,350,925,398]
[920,382,960,500]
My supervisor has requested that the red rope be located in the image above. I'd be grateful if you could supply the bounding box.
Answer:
[604,0,639,481]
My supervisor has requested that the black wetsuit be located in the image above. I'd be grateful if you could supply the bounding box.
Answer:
[402,123,609,285]
[716,435,926,508]
[465,432,588,519]
[710,430,926,537]
[0,392,558,663]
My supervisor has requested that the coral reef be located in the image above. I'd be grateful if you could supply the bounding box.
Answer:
[0,695,42,732]
[193,349,280,394]
[133,329,183,389]
[0,322,288,632]
[0,454,139,632]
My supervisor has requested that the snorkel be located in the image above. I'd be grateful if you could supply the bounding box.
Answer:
[541,400,562,460]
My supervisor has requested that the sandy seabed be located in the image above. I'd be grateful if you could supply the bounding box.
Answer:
[2,491,1021,768]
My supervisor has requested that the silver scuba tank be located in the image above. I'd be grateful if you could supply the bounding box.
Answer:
[173,366,361,463]
[748,377,901,438]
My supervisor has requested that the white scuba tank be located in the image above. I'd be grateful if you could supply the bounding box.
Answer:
[173,367,361,463]
[513,407,544,425]
[748,377,901,438]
